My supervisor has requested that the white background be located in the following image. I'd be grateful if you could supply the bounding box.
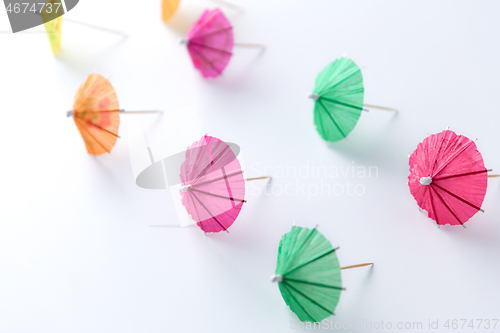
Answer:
[1,1,500,332]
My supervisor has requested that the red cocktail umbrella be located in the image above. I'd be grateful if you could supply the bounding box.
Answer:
[408,129,489,226]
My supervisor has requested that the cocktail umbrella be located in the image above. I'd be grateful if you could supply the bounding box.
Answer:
[408,129,496,226]
[271,225,372,322]
[180,8,263,78]
[181,8,233,78]
[44,18,127,55]
[0,6,123,55]
[309,56,397,142]
[40,0,127,55]
[179,135,270,233]
[162,0,182,22]
[42,11,63,54]
[67,73,161,155]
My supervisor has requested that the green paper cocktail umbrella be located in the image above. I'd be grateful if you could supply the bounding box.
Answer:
[309,56,397,142]
[271,225,372,322]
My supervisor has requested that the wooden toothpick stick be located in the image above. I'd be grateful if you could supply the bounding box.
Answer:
[67,109,162,116]
[341,263,373,270]
[363,104,398,112]
[234,42,266,49]
[65,18,128,37]
[120,110,163,114]
[244,176,272,181]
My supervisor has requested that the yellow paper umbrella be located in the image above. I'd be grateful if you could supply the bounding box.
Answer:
[43,16,63,54]
[39,0,126,55]
[40,0,63,54]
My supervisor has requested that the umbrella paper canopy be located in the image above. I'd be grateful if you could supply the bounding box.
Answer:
[311,57,364,142]
[71,73,120,155]
[273,226,342,322]
[162,0,181,22]
[42,11,63,54]
[408,130,488,226]
[183,8,234,78]
[180,135,245,233]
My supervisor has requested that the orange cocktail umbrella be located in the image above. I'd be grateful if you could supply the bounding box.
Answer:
[67,73,160,155]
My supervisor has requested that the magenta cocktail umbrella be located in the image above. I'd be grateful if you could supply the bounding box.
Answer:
[179,135,246,233]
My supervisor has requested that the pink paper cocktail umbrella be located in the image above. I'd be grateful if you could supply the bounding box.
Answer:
[181,8,263,78]
[408,129,493,226]
[182,8,233,78]
[179,135,246,233]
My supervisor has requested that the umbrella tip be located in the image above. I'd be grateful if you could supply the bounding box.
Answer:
[181,185,192,192]
[308,93,319,100]
[420,177,432,186]
[179,38,189,45]
[270,274,283,283]
[66,110,74,117]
